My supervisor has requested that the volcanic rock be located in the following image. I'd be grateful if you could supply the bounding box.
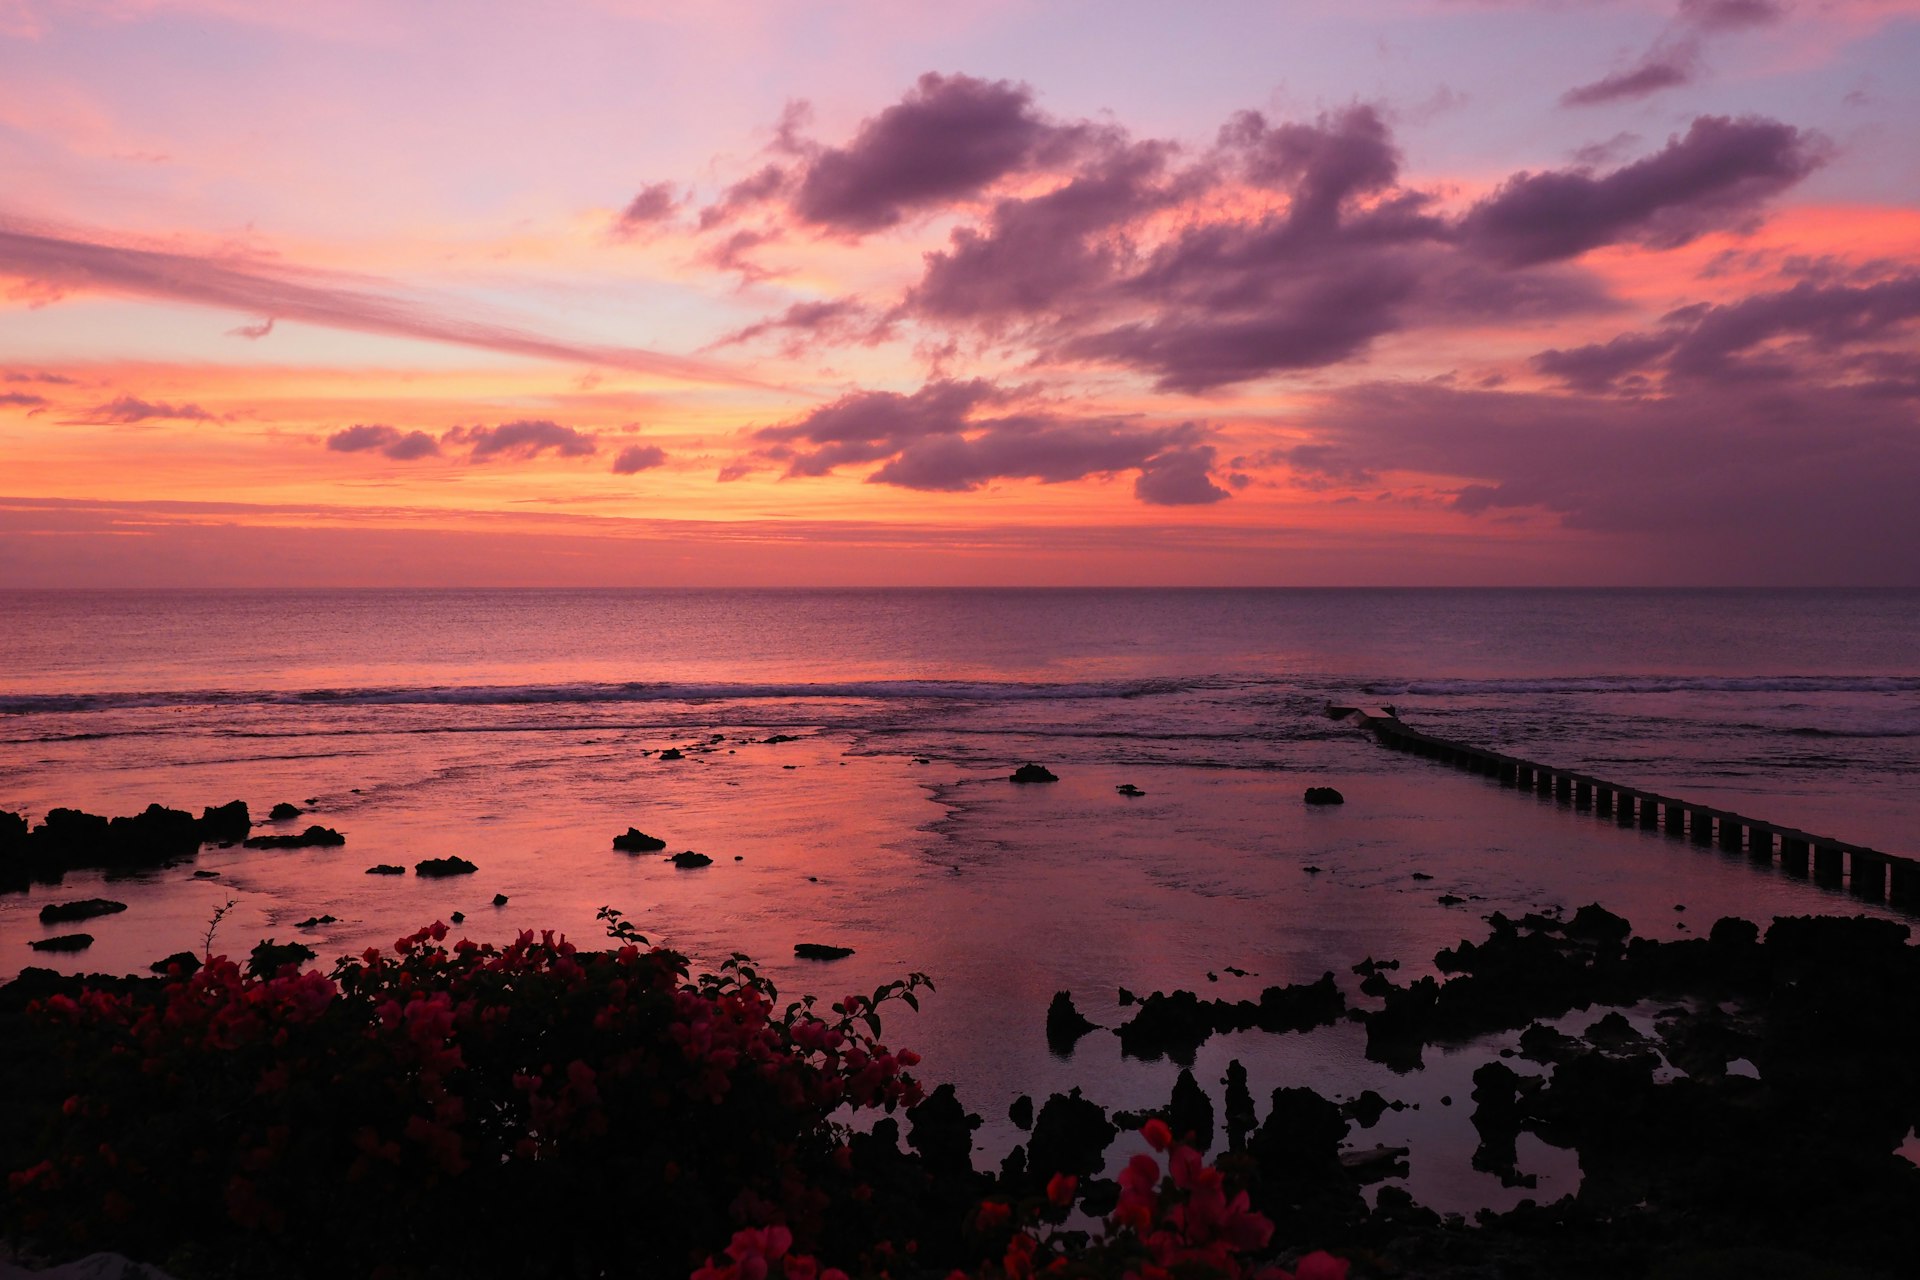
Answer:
[1009,763,1058,784]
[613,828,668,852]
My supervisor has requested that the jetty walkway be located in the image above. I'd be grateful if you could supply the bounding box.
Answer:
[1329,704,1919,911]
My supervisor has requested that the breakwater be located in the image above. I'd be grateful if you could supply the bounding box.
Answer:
[1332,705,1919,910]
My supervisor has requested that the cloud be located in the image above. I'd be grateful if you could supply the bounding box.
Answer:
[790,73,1074,233]
[72,395,214,423]
[1561,50,1699,106]
[4,370,75,384]
[710,298,876,353]
[1562,0,1788,107]
[326,424,442,460]
[228,316,274,339]
[1460,116,1821,265]
[0,217,761,388]
[616,182,680,234]
[611,443,667,473]
[0,391,47,408]
[447,419,599,461]
[1531,272,1920,389]
[733,378,1229,501]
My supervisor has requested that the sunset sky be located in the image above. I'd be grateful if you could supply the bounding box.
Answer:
[3,0,1917,586]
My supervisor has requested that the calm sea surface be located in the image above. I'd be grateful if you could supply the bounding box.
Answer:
[4,587,1917,1210]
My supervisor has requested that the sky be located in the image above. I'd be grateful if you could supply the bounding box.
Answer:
[2,0,1917,587]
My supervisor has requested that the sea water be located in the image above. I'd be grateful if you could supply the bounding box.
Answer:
[3,587,1916,1211]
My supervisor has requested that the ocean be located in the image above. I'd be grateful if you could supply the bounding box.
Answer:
[4,587,1917,1211]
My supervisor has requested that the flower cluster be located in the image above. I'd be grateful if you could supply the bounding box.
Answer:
[4,910,928,1277]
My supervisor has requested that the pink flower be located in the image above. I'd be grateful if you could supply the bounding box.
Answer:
[1046,1173,1077,1208]
[1290,1252,1349,1280]
[1141,1118,1173,1151]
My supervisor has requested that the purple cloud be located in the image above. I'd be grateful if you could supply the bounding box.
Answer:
[733,379,1228,502]
[74,396,214,424]
[448,419,599,461]
[711,299,874,352]
[1461,116,1821,265]
[611,443,667,474]
[1678,0,1787,33]
[0,391,47,408]
[326,424,441,460]
[1562,50,1699,107]
[791,73,1073,233]
[617,182,679,233]
[4,370,76,384]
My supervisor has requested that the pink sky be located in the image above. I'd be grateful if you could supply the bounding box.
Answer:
[2,0,1917,585]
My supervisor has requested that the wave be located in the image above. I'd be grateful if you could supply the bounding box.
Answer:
[1368,675,1920,697]
[0,675,1241,716]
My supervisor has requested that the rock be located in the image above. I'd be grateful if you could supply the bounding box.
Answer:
[1584,1010,1646,1052]
[450,911,464,923]
[1564,902,1631,946]
[1115,783,1145,797]
[1340,1144,1411,1184]
[243,825,345,849]
[414,856,478,877]
[1027,1088,1118,1180]
[149,950,201,976]
[1009,763,1058,784]
[658,748,684,761]
[269,802,303,821]
[366,863,406,875]
[1411,871,1434,881]
[1009,1094,1034,1131]
[1046,990,1100,1056]
[1304,786,1345,805]
[38,898,128,925]
[612,828,668,852]
[795,943,854,960]
[1222,1059,1257,1153]
[905,1082,982,1175]
[192,870,220,878]
[1170,1067,1216,1151]
[492,893,508,906]
[29,932,94,952]
[30,804,203,876]
[1437,893,1465,906]
[246,939,315,977]
[764,734,798,744]
[197,800,251,843]
[670,850,713,868]
[294,914,338,928]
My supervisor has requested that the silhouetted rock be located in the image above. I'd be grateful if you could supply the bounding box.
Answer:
[1008,1094,1034,1131]
[197,800,251,843]
[1045,990,1099,1056]
[366,863,406,875]
[1565,902,1631,946]
[1343,1090,1397,1129]
[1304,786,1345,805]
[414,856,478,877]
[38,898,127,925]
[294,914,338,928]
[246,939,315,977]
[1116,783,1145,797]
[450,911,464,923]
[670,850,713,868]
[29,933,93,952]
[795,943,854,960]
[658,748,684,761]
[1169,1067,1216,1151]
[268,802,302,821]
[492,893,508,906]
[906,1082,982,1175]
[1027,1088,1117,1181]
[26,804,205,877]
[1009,763,1057,784]
[1222,1059,1257,1153]
[1340,1144,1410,1184]
[613,828,667,852]
[149,950,201,976]
[243,825,344,850]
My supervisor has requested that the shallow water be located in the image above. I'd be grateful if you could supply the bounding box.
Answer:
[3,587,1916,1213]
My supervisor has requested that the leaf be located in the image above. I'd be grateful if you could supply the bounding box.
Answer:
[902,992,919,1012]
[863,1012,881,1037]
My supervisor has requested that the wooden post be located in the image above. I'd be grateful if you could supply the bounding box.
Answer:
[1595,786,1614,817]
[1499,760,1518,786]
[1814,844,1844,887]
[1665,801,1685,836]
[1851,851,1887,901]
[1748,826,1773,863]
[1719,817,1744,852]
[1616,792,1636,825]
[1555,774,1573,802]
[1516,764,1534,788]
[1781,837,1810,877]
[1691,809,1715,844]
[1639,796,1660,829]
[1574,780,1592,809]
[1891,861,1920,909]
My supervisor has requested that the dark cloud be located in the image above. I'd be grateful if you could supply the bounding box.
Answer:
[0,218,759,389]
[1531,273,1920,390]
[4,370,76,384]
[1562,50,1698,107]
[448,419,599,461]
[734,379,1228,502]
[791,73,1072,233]
[0,391,48,408]
[326,424,441,460]
[1134,445,1231,505]
[1222,105,1402,224]
[1678,0,1787,32]
[1461,116,1821,265]
[611,443,667,474]
[698,165,790,232]
[74,396,214,424]
[617,182,679,233]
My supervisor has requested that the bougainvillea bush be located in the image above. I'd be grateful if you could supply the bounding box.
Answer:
[3,912,1342,1280]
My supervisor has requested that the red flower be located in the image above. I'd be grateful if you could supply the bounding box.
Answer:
[1046,1173,1077,1208]
[1141,1118,1173,1152]
[976,1200,1012,1233]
